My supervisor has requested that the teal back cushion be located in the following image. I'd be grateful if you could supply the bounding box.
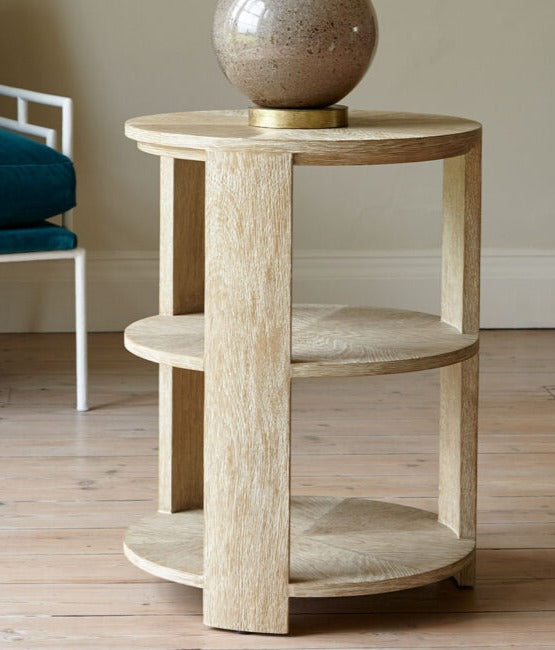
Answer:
[0,128,76,227]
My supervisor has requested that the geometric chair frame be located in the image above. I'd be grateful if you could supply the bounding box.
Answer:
[0,84,88,411]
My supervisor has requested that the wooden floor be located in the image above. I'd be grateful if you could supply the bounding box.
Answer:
[1,330,555,649]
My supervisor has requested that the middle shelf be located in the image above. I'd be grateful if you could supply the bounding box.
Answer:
[125,304,478,378]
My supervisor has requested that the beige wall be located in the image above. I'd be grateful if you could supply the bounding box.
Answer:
[1,0,554,329]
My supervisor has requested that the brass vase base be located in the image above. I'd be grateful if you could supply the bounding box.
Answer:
[248,105,349,129]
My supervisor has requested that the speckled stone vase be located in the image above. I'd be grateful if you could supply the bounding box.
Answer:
[213,0,378,109]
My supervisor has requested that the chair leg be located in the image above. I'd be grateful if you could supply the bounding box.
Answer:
[74,249,88,411]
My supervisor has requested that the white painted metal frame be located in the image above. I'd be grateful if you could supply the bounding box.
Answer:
[0,84,88,411]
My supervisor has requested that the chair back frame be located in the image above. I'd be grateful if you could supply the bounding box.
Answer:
[0,84,74,229]
[0,84,87,411]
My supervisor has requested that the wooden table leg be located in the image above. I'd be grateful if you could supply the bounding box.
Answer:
[439,140,482,586]
[158,157,205,513]
[439,356,479,586]
[203,151,293,634]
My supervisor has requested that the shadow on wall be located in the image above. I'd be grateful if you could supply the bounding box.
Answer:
[0,1,74,95]
[0,0,78,162]
[0,1,79,332]
[0,0,165,332]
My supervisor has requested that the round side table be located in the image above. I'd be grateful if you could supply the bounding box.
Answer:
[123,110,482,635]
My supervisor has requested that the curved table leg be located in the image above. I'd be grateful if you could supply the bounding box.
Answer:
[203,151,293,634]
[439,140,482,586]
[159,157,205,513]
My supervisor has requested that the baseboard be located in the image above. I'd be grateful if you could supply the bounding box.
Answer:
[294,250,555,329]
[0,250,553,332]
[0,252,159,333]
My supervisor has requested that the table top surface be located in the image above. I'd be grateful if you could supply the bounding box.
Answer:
[125,110,481,165]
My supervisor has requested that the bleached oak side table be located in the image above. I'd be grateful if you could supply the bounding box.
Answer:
[123,110,482,635]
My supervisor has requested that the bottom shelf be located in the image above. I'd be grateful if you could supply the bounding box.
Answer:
[124,497,475,598]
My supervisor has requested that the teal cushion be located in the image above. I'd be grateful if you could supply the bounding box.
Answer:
[0,221,77,254]
[0,129,76,227]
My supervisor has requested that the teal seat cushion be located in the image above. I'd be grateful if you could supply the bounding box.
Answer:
[0,221,77,254]
[0,129,76,227]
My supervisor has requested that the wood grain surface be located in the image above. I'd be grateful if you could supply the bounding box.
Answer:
[439,141,482,584]
[158,157,205,513]
[202,151,293,633]
[441,141,482,335]
[124,497,475,598]
[125,110,482,166]
[125,306,479,378]
[122,110,482,635]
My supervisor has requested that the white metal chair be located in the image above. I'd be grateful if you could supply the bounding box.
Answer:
[0,84,88,411]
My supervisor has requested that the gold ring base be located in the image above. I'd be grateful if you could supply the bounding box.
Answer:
[249,105,349,129]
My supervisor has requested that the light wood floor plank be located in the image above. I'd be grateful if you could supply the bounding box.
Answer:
[0,330,554,647]
[2,612,555,649]
[5,574,555,617]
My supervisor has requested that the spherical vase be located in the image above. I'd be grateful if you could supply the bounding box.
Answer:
[213,0,378,114]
